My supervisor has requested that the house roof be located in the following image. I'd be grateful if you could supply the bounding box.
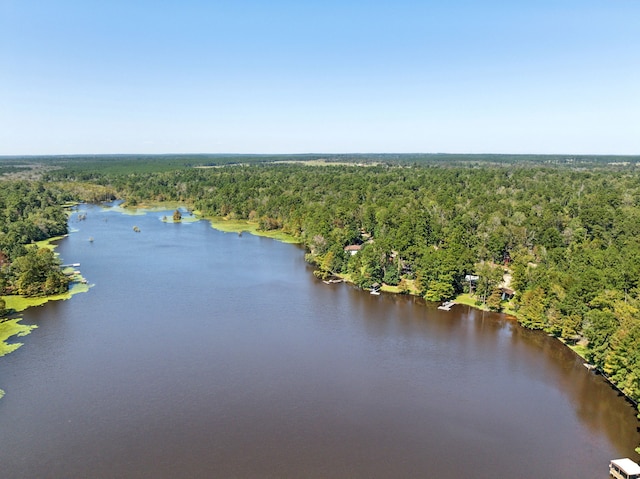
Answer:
[344,245,362,251]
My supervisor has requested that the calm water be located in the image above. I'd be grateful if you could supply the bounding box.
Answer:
[0,204,638,478]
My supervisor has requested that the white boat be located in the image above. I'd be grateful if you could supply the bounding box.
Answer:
[610,458,640,479]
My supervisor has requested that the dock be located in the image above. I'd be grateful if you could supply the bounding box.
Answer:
[438,301,456,311]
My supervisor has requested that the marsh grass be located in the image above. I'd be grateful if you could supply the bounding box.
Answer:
[108,201,187,215]
[34,235,67,251]
[105,203,302,243]
[0,318,37,357]
[3,281,90,314]
[206,217,302,244]
[161,215,199,224]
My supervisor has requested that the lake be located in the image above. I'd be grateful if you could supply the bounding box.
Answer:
[0,204,638,478]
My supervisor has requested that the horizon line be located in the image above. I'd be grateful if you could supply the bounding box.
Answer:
[2,152,640,159]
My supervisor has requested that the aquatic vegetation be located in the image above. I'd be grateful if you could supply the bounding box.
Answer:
[3,281,91,313]
[206,217,301,244]
[0,273,89,399]
[34,235,67,251]
[105,201,184,215]
[0,317,37,357]
[161,213,199,224]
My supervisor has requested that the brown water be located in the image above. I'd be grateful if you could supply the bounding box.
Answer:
[0,204,638,478]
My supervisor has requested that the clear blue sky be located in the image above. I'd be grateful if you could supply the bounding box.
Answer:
[1,0,638,155]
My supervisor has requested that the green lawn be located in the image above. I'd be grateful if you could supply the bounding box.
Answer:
[454,293,489,311]
[205,217,302,244]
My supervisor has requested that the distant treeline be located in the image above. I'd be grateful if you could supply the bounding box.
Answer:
[3,152,640,174]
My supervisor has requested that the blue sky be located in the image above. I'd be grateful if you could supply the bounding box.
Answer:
[1,0,638,155]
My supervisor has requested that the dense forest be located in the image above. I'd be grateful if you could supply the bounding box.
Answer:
[2,155,640,435]
[0,181,76,309]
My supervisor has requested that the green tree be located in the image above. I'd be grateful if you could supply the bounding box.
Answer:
[313,250,336,280]
[475,262,503,305]
[486,288,503,311]
[518,286,547,329]
[10,248,69,297]
[383,264,401,286]
[583,309,618,367]
[603,322,640,399]
[424,276,455,302]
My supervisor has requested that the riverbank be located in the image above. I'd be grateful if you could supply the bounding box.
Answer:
[2,234,91,312]
[201,214,303,244]
[2,280,90,315]
[112,205,600,378]
[453,292,593,360]
[0,234,90,396]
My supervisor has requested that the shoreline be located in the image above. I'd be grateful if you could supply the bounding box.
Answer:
[0,232,91,393]
[102,203,633,407]
[204,216,602,370]
[199,213,303,244]
[108,204,599,368]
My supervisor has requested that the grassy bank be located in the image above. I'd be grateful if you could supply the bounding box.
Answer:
[204,216,302,244]
[380,279,421,295]
[453,293,490,311]
[3,281,90,314]
[34,234,68,251]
